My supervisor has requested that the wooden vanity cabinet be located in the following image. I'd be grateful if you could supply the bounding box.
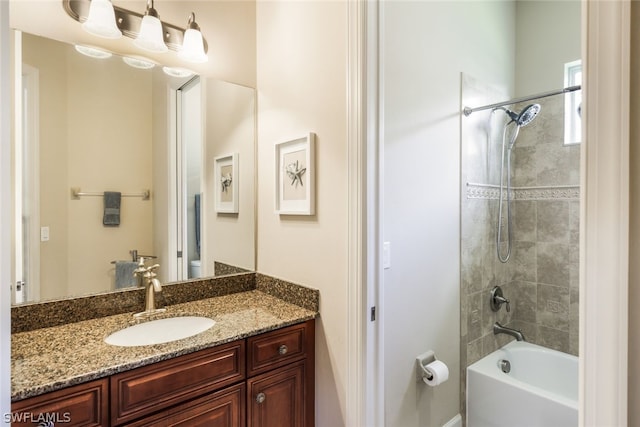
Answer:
[11,319,315,427]
[246,320,315,427]
[10,378,109,427]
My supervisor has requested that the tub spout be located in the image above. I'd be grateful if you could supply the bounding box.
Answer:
[493,322,525,341]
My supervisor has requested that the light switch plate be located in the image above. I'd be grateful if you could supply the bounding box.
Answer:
[383,241,391,269]
[40,226,50,242]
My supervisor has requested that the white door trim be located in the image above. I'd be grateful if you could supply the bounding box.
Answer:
[347,0,384,426]
[346,0,367,424]
[1,0,13,419]
[19,62,41,304]
[581,0,630,425]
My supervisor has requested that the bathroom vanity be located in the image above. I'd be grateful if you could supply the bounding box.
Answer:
[11,276,318,427]
[12,320,314,427]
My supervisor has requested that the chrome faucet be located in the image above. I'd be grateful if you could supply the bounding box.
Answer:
[133,257,166,318]
[493,322,525,342]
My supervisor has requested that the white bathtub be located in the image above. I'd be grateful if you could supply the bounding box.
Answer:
[467,341,578,427]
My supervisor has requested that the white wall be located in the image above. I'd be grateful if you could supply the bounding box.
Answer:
[381,2,515,425]
[256,1,348,426]
[515,0,581,96]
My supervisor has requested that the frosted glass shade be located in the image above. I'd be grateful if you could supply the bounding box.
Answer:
[82,0,122,39]
[75,45,112,59]
[178,28,208,63]
[123,56,155,69]
[134,15,168,53]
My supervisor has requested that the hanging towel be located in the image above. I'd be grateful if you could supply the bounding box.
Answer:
[103,191,121,226]
[115,261,139,289]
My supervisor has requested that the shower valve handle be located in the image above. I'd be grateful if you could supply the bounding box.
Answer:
[495,296,511,312]
[490,286,511,312]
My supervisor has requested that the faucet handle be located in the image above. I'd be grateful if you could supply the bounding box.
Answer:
[496,296,511,312]
[490,286,511,312]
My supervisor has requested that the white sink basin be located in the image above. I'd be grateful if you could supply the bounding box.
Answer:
[105,316,216,347]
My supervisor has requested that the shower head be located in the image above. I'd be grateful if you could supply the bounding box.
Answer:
[500,104,541,127]
[494,103,542,150]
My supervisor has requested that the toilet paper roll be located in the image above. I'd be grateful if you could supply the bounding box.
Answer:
[422,360,449,386]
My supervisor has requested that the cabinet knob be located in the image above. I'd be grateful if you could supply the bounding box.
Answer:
[256,392,266,404]
[278,344,288,355]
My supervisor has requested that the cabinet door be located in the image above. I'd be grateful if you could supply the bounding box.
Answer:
[247,360,307,427]
[126,383,245,427]
[11,379,109,427]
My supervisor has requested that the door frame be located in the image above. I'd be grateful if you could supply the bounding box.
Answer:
[580,0,630,424]
[17,61,41,304]
[346,0,384,426]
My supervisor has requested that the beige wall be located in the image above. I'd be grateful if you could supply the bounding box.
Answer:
[151,69,172,282]
[256,1,348,425]
[629,2,640,424]
[65,42,154,297]
[204,78,255,274]
[22,34,69,300]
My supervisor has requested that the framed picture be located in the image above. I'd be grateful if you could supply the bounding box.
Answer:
[214,153,239,213]
[275,133,315,215]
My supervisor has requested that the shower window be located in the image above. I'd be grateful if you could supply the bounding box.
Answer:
[564,60,582,145]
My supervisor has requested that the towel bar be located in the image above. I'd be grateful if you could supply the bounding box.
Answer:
[71,187,150,200]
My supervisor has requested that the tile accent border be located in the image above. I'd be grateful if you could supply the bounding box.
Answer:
[466,182,580,200]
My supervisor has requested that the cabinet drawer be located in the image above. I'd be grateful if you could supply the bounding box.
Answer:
[111,340,245,425]
[11,378,109,427]
[247,320,313,377]
[125,382,245,427]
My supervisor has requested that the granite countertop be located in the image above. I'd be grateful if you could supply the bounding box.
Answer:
[11,290,317,402]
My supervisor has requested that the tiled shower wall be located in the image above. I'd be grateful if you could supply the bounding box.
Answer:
[460,74,580,411]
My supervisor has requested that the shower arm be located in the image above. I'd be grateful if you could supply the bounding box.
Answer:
[463,85,581,117]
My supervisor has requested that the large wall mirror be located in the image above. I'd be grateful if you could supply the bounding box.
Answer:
[11,31,256,305]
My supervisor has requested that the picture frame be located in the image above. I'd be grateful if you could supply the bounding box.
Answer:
[214,153,239,213]
[275,133,316,215]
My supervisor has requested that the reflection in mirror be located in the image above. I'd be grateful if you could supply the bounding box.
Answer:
[12,32,255,305]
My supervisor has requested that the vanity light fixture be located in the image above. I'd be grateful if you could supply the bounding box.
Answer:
[63,0,209,62]
[74,44,113,59]
[81,0,122,39]
[133,0,168,53]
[178,13,208,63]
[123,56,156,70]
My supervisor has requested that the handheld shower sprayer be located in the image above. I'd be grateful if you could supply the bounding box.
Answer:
[493,103,541,263]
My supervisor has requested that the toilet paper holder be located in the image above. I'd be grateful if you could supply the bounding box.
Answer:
[416,350,436,382]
